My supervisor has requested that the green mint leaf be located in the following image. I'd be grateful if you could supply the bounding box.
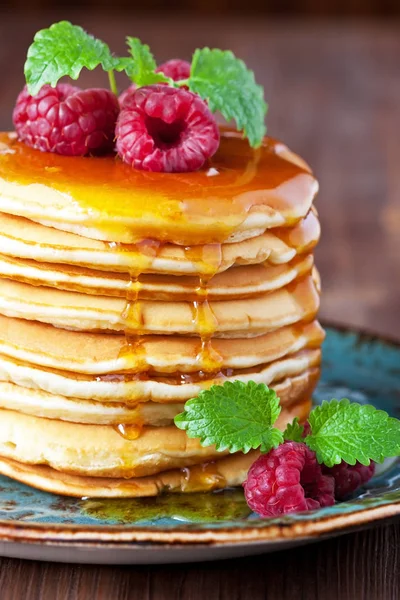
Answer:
[188,48,267,147]
[283,418,304,442]
[174,381,283,454]
[305,399,400,468]
[25,21,117,95]
[126,37,170,86]
[112,57,135,73]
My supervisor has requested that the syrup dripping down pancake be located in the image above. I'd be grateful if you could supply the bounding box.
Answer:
[0,346,321,402]
[0,274,320,335]
[0,316,324,374]
[0,253,315,299]
[0,208,320,276]
[0,368,320,426]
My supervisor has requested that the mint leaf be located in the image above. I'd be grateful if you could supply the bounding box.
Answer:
[174,381,283,453]
[25,21,118,95]
[283,418,304,442]
[188,48,267,147]
[126,37,170,86]
[305,399,400,468]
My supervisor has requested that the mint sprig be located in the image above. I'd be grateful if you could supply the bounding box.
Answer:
[175,383,400,467]
[24,22,268,148]
[187,48,267,147]
[25,21,122,96]
[283,417,304,442]
[125,37,171,86]
[303,399,400,467]
[174,381,283,454]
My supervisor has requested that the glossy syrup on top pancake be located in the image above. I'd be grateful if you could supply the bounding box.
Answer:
[0,130,317,245]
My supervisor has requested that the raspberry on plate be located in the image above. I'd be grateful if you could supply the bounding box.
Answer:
[302,420,376,500]
[13,84,119,156]
[119,59,191,108]
[116,84,219,172]
[243,441,335,517]
[322,461,376,500]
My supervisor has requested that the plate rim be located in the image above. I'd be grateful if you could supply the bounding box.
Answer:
[0,320,399,547]
[0,500,398,547]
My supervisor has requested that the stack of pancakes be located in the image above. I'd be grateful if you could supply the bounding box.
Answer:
[0,130,323,497]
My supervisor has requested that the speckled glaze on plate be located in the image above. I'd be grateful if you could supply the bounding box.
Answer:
[0,324,398,564]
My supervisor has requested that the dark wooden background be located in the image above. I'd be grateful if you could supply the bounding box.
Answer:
[0,11,399,600]
[3,0,400,16]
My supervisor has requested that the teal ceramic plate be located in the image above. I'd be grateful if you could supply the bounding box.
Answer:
[0,324,398,564]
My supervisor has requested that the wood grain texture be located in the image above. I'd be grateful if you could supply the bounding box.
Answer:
[0,524,399,600]
[0,13,398,599]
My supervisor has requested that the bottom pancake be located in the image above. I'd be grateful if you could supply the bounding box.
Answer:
[0,452,259,498]
[0,399,311,487]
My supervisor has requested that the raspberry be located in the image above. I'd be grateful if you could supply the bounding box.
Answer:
[119,85,137,109]
[119,59,191,108]
[156,59,191,81]
[13,84,119,156]
[302,420,376,500]
[322,461,375,500]
[243,442,335,517]
[116,85,219,172]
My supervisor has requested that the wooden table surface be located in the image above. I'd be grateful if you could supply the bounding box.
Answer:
[0,12,399,600]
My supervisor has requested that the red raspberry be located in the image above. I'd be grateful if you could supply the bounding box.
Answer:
[322,461,375,500]
[116,85,219,172]
[156,58,191,81]
[13,84,119,156]
[243,442,335,517]
[119,85,137,109]
[302,420,376,500]
[119,59,191,108]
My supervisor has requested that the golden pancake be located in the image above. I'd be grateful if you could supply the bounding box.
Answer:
[0,367,320,424]
[0,315,324,374]
[0,452,258,497]
[0,252,314,299]
[0,410,223,478]
[0,399,309,479]
[0,346,320,402]
[0,274,320,335]
[0,394,312,498]
[0,131,318,244]
[0,208,320,276]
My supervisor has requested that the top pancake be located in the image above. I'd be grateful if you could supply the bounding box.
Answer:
[0,130,318,245]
